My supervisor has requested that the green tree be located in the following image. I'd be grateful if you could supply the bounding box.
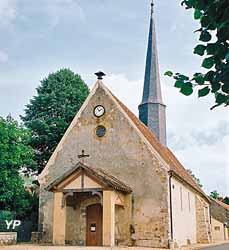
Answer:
[187,169,203,188]
[22,69,89,174]
[165,0,229,109]
[222,197,229,205]
[0,115,36,218]
[210,190,221,199]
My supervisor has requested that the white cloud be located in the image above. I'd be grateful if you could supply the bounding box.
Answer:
[45,0,85,28]
[0,51,9,63]
[105,74,142,114]
[175,134,229,196]
[0,0,16,27]
[102,74,229,196]
[163,79,229,196]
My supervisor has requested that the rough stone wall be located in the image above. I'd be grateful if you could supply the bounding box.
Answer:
[0,232,17,245]
[196,196,212,243]
[39,84,170,248]
[115,194,132,246]
[39,188,54,243]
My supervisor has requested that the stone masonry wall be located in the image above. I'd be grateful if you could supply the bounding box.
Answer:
[115,194,132,246]
[196,196,212,243]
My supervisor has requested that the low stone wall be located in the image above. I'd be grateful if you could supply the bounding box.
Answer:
[0,232,17,245]
[31,232,43,243]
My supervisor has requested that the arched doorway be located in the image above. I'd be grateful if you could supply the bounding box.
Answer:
[86,203,102,246]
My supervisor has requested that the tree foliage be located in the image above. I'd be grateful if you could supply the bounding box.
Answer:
[222,197,229,205]
[210,190,221,199]
[0,116,36,218]
[165,0,229,109]
[187,169,203,188]
[21,69,89,174]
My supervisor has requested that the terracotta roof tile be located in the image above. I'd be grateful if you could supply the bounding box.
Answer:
[111,92,209,201]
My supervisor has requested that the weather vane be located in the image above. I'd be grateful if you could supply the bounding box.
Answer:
[95,71,106,80]
[151,0,154,15]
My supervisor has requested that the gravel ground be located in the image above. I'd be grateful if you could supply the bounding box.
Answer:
[0,245,166,250]
[199,243,229,250]
[1,243,229,250]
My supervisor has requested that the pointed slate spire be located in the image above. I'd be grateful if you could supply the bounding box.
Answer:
[138,0,167,146]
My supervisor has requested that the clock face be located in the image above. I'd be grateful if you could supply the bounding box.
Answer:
[94,105,105,117]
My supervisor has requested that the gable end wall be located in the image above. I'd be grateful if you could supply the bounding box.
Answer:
[39,84,170,248]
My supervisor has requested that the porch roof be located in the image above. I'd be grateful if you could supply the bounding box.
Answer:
[45,162,132,194]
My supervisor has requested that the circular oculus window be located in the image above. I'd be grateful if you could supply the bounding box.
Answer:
[96,125,106,137]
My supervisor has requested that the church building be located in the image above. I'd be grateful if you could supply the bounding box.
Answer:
[38,1,212,248]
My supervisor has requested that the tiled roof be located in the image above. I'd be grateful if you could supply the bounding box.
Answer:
[46,162,132,194]
[112,92,209,201]
[214,199,229,211]
[210,197,229,224]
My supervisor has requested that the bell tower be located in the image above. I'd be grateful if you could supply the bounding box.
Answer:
[138,1,167,146]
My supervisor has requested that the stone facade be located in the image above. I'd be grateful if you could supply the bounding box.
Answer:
[0,232,17,245]
[39,82,170,248]
[38,81,212,248]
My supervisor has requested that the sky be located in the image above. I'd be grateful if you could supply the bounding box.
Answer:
[0,0,228,196]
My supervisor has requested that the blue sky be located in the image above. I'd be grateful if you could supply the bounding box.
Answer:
[0,0,228,196]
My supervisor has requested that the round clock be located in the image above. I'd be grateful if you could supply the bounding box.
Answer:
[94,105,105,117]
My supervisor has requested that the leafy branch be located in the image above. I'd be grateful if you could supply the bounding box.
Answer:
[165,0,229,109]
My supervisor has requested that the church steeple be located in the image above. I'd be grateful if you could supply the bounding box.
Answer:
[138,0,167,146]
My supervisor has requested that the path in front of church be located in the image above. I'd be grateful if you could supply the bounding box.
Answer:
[199,243,229,250]
[0,245,167,250]
[2,243,229,250]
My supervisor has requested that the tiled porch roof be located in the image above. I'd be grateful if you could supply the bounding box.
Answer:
[45,162,132,194]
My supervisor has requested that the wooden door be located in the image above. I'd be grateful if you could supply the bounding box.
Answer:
[86,203,102,246]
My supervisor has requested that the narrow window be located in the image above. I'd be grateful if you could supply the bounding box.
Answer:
[188,192,191,212]
[180,187,183,211]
